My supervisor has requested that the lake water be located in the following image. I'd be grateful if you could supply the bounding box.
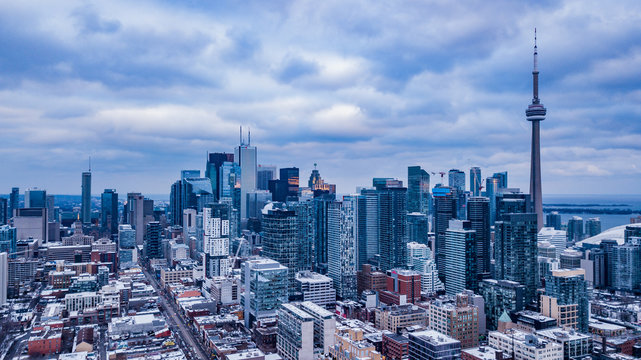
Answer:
[543,194,641,231]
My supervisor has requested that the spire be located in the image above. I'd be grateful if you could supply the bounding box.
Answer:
[532,28,540,104]
[240,126,243,146]
[248,127,251,146]
[88,156,91,172]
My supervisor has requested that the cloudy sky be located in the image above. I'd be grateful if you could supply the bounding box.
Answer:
[2,0,641,196]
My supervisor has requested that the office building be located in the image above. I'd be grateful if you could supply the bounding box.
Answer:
[479,279,526,331]
[257,164,277,191]
[377,182,408,271]
[124,193,154,246]
[81,171,91,224]
[9,187,19,218]
[408,166,430,215]
[311,192,335,273]
[444,220,477,295]
[448,169,465,190]
[611,236,641,292]
[144,221,162,259]
[247,190,272,220]
[540,268,589,332]
[492,172,508,189]
[170,171,214,226]
[203,203,231,277]
[433,186,456,277]
[262,209,299,293]
[381,269,422,305]
[100,189,118,235]
[408,330,461,360]
[25,188,46,208]
[495,192,530,222]
[296,271,336,309]
[383,333,409,360]
[586,217,601,237]
[280,167,300,202]
[546,212,562,230]
[469,167,481,196]
[308,164,336,193]
[426,293,480,349]
[205,152,234,199]
[0,252,7,305]
[242,257,289,327]
[328,197,358,300]
[467,197,490,277]
[13,208,48,244]
[495,213,538,304]
[567,217,584,243]
[235,133,258,220]
[559,249,582,269]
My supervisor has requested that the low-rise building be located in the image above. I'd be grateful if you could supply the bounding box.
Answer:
[536,328,591,360]
[296,271,336,309]
[489,329,563,360]
[408,330,461,360]
[374,304,427,333]
[425,293,479,349]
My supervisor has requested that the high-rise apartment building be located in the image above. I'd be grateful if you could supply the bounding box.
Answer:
[313,192,336,273]
[0,252,7,305]
[0,198,7,226]
[203,203,231,277]
[479,279,526,331]
[426,293,479,349]
[495,213,538,304]
[0,225,17,256]
[407,213,429,246]
[277,303,315,360]
[433,187,456,277]
[540,268,589,332]
[9,187,19,218]
[484,177,499,224]
[408,166,430,215]
[444,220,477,295]
[360,189,379,266]
[586,217,601,238]
[546,212,562,230]
[377,182,407,272]
[328,197,358,300]
[567,216,584,243]
[467,197,490,278]
[144,221,162,259]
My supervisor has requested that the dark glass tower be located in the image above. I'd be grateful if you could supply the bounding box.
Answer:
[467,197,490,278]
[526,30,546,230]
[205,152,234,199]
[407,166,430,215]
[101,189,119,235]
[9,187,19,218]
[279,167,299,202]
[433,186,456,277]
[144,221,163,259]
[81,171,92,224]
[469,167,481,197]
[262,209,299,293]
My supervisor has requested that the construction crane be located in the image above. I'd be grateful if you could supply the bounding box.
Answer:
[439,171,446,185]
[228,237,248,276]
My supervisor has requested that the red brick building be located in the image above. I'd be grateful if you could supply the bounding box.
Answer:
[357,264,387,294]
[28,327,62,356]
[382,332,409,360]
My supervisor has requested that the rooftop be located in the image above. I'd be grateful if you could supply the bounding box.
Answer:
[410,330,459,346]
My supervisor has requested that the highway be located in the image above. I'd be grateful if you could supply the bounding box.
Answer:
[142,267,211,360]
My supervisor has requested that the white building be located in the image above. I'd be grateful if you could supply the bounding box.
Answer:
[299,301,337,356]
[538,228,567,258]
[235,141,257,220]
[489,329,563,360]
[327,196,358,301]
[65,292,102,312]
[278,303,315,360]
[296,271,336,309]
[203,204,231,277]
[407,242,444,295]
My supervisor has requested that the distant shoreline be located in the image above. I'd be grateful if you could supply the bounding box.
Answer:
[543,207,641,215]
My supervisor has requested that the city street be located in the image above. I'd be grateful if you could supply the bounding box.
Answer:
[142,267,211,360]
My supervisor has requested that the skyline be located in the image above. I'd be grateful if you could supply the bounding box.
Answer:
[2,1,641,194]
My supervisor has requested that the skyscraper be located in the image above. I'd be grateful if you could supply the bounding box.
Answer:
[586,217,602,237]
[467,197,491,278]
[492,172,508,189]
[407,212,429,246]
[567,216,584,243]
[407,166,430,215]
[526,30,546,230]
[360,188,379,266]
[0,198,7,226]
[433,186,456,277]
[444,220,477,295]
[546,211,562,230]
[242,257,289,328]
[9,187,19,219]
[0,252,7,305]
[541,268,589,332]
[313,192,336,273]
[485,177,499,224]
[81,170,92,224]
[235,131,257,220]
[101,189,119,235]
[469,167,481,196]
[495,213,539,304]
[448,169,465,190]
[377,181,408,272]
[328,196,358,300]
[205,152,234,199]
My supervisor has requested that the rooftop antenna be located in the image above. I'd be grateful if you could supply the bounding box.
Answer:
[240,126,243,146]
[88,156,91,172]
[314,163,317,170]
[248,127,251,146]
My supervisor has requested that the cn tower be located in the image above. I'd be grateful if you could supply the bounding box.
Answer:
[526,29,546,230]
